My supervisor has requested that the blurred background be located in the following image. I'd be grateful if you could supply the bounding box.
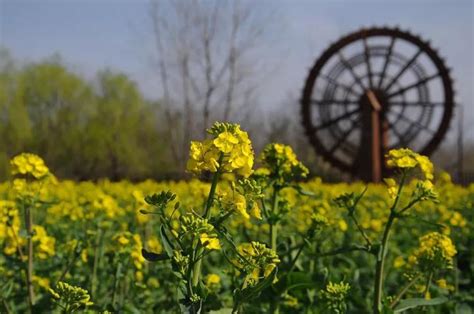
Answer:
[0,0,472,182]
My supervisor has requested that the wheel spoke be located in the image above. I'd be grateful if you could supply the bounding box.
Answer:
[311,99,359,106]
[378,37,396,89]
[314,108,360,131]
[387,111,436,135]
[328,122,358,154]
[388,101,444,107]
[320,73,361,97]
[338,52,367,91]
[384,49,423,92]
[386,120,407,146]
[363,35,374,88]
[387,73,440,98]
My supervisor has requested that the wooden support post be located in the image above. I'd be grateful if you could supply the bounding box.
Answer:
[367,90,382,183]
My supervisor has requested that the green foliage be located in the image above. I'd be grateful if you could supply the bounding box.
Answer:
[0,52,172,180]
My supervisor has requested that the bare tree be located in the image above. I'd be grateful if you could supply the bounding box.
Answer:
[148,0,269,167]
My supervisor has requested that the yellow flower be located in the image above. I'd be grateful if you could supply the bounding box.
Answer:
[385,148,434,180]
[81,250,88,263]
[264,263,277,277]
[408,232,457,271]
[384,178,398,199]
[146,237,162,253]
[338,220,348,231]
[117,235,130,245]
[187,122,254,177]
[393,256,405,268]
[33,275,51,290]
[234,194,250,220]
[32,225,56,259]
[249,202,262,220]
[386,148,418,169]
[135,271,144,282]
[213,131,239,153]
[436,279,447,289]
[200,233,221,250]
[10,153,50,179]
[205,273,221,287]
[415,155,434,180]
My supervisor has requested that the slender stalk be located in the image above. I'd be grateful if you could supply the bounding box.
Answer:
[349,212,372,247]
[269,188,279,250]
[112,261,122,309]
[390,273,422,308]
[268,187,281,314]
[90,229,102,298]
[317,244,370,258]
[373,213,395,313]
[56,243,81,285]
[191,165,221,288]
[423,272,433,299]
[2,299,12,314]
[287,241,306,275]
[373,172,406,314]
[24,204,34,313]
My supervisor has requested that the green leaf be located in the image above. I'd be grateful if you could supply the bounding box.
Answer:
[394,297,448,313]
[160,225,174,258]
[0,279,14,298]
[209,309,233,314]
[292,185,318,197]
[141,249,169,262]
[455,303,473,314]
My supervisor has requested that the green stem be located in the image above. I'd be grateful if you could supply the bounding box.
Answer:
[373,172,406,314]
[112,261,122,309]
[191,165,222,288]
[423,272,433,299]
[2,299,12,314]
[390,273,422,308]
[287,241,306,275]
[270,188,279,250]
[349,212,372,247]
[90,229,102,298]
[316,244,370,258]
[56,242,81,285]
[203,157,223,220]
[268,187,281,314]
[24,204,34,314]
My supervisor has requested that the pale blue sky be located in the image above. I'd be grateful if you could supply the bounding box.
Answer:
[1,0,473,139]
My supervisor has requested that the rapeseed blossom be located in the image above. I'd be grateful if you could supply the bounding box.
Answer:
[10,153,50,179]
[237,241,280,286]
[200,233,221,250]
[408,232,457,271]
[385,148,433,180]
[32,225,56,259]
[187,122,254,177]
[259,143,309,183]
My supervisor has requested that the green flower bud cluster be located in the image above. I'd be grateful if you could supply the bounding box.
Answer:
[172,250,190,276]
[412,180,439,203]
[49,281,93,313]
[259,143,309,184]
[307,213,329,238]
[144,190,177,207]
[237,241,280,287]
[207,122,240,136]
[334,192,356,212]
[320,281,350,314]
[180,213,214,235]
